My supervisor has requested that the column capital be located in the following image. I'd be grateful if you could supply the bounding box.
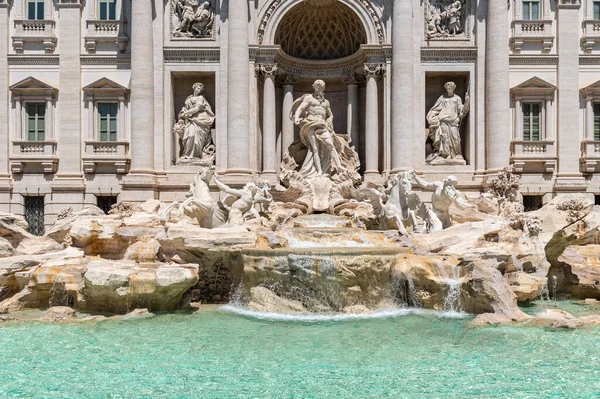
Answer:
[255,63,278,78]
[364,63,385,77]
[278,74,299,87]
[342,73,364,86]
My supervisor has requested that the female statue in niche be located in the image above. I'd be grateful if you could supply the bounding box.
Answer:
[174,82,215,164]
[426,81,469,164]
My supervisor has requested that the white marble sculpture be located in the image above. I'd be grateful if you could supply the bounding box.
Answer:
[160,166,225,227]
[411,173,470,231]
[275,79,361,215]
[425,0,465,39]
[174,82,216,165]
[173,0,214,37]
[214,176,272,227]
[426,81,469,165]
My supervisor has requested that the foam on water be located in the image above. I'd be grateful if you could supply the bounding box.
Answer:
[219,304,469,322]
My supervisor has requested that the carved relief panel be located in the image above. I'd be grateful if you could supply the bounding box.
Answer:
[170,0,216,40]
[424,0,470,41]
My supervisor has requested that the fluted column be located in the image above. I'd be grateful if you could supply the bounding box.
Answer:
[556,0,584,187]
[129,0,154,173]
[279,74,298,156]
[364,64,383,179]
[259,64,278,176]
[485,0,510,171]
[391,0,414,172]
[227,0,250,174]
[343,74,361,153]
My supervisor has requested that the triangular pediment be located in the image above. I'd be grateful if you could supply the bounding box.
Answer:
[83,77,128,92]
[512,77,556,91]
[9,76,57,92]
[582,79,600,96]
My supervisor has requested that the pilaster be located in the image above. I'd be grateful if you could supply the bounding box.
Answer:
[0,0,11,189]
[555,0,585,190]
[257,63,278,179]
[279,74,299,157]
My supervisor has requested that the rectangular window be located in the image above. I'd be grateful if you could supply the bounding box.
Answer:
[523,103,541,141]
[523,195,543,212]
[98,103,118,142]
[27,0,44,20]
[523,0,540,20]
[26,103,46,142]
[24,196,45,236]
[99,0,117,20]
[594,103,600,141]
[97,195,118,214]
[594,1,600,20]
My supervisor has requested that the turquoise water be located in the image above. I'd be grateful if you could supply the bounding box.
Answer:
[1,306,600,399]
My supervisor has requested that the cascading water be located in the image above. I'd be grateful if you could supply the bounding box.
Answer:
[441,264,463,312]
[49,276,74,307]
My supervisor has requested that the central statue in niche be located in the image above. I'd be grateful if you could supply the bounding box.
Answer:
[275,80,361,215]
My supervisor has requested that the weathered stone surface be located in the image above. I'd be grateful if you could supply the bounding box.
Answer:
[122,308,154,320]
[504,271,546,302]
[555,245,600,300]
[139,199,162,214]
[69,216,127,258]
[82,260,199,313]
[15,236,63,256]
[45,206,106,243]
[342,304,371,314]
[40,306,76,322]
[124,239,161,262]
[471,312,515,326]
[0,237,13,258]
[157,224,256,253]
[248,286,307,314]
[0,211,32,247]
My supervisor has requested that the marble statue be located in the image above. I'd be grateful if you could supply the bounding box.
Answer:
[160,166,224,227]
[173,0,214,37]
[291,79,345,177]
[275,79,361,215]
[425,0,465,39]
[426,81,469,165]
[174,82,215,164]
[411,173,470,231]
[214,176,272,227]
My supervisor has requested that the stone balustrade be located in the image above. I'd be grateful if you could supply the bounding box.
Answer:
[580,139,600,172]
[12,20,57,53]
[510,19,554,53]
[83,141,130,174]
[511,140,556,173]
[582,20,600,52]
[10,140,58,173]
[84,19,128,53]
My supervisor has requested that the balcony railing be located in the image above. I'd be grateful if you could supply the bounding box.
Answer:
[12,20,57,53]
[10,140,58,173]
[83,141,129,174]
[84,20,128,53]
[582,20,600,52]
[511,139,557,173]
[510,20,554,53]
[581,139,600,172]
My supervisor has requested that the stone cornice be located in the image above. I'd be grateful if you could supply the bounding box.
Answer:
[80,55,131,65]
[580,56,600,65]
[556,0,581,9]
[56,0,82,8]
[163,48,220,63]
[7,55,59,65]
[420,48,477,63]
[509,55,559,65]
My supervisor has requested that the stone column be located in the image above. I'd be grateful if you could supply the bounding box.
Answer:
[279,75,298,156]
[343,74,361,153]
[556,0,584,187]
[391,0,414,172]
[585,96,593,140]
[259,64,278,177]
[515,97,523,140]
[45,96,54,140]
[0,0,9,180]
[227,0,251,174]
[56,0,83,178]
[485,0,510,171]
[129,0,154,173]
[545,96,554,140]
[364,64,383,179]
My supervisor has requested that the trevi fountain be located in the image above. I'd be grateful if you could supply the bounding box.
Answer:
[2,81,600,398]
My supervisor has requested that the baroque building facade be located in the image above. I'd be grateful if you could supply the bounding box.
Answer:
[0,0,599,231]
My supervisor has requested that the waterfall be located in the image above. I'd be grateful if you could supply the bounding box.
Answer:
[442,264,462,312]
[49,275,74,307]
